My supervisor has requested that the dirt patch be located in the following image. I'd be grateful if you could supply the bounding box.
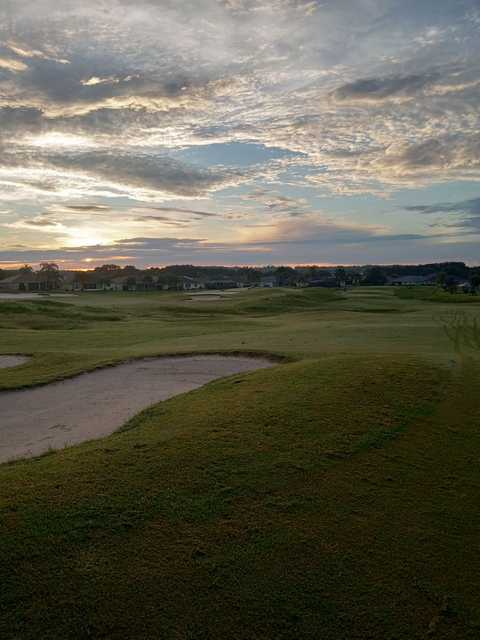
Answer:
[0,355,273,463]
[0,355,30,369]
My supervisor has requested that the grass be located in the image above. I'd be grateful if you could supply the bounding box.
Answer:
[1,286,480,639]
[394,285,480,304]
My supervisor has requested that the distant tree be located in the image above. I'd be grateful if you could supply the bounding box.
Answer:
[76,271,90,290]
[470,274,480,294]
[306,265,321,280]
[244,268,261,284]
[348,270,362,285]
[39,262,62,290]
[123,265,138,274]
[364,266,387,285]
[95,264,121,273]
[274,266,298,287]
[20,264,33,275]
[444,275,458,294]
[436,272,447,288]
[334,267,347,286]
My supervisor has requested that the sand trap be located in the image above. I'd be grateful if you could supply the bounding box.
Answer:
[0,355,30,369]
[0,355,273,463]
[0,293,77,300]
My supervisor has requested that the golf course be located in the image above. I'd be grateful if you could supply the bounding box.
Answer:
[1,285,479,639]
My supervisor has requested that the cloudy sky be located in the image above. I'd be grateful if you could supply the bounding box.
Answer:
[0,0,479,268]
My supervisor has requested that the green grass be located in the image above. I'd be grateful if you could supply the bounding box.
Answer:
[1,286,480,639]
[0,299,122,330]
[394,285,480,304]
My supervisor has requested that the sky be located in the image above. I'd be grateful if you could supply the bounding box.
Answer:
[0,0,479,269]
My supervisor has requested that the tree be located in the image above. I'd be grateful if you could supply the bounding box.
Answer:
[39,263,61,290]
[244,268,261,284]
[123,265,138,275]
[95,264,121,273]
[334,267,347,286]
[364,266,387,285]
[349,270,362,285]
[274,266,298,287]
[20,264,33,275]
[436,272,447,288]
[444,275,457,294]
[470,274,480,294]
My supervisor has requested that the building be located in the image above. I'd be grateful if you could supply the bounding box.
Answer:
[182,276,205,291]
[205,279,242,290]
[388,275,436,286]
[259,276,277,288]
[0,271,68,292]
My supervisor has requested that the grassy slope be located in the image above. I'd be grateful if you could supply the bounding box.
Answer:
[1,287,480,638]
[394,285,480,304]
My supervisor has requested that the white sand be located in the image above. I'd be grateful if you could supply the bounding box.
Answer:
[0,355,273,463]
[0,356,30,369]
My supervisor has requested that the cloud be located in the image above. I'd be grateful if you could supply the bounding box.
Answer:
[406,198,480,216]
[376,135,480,183]
[406,197,480,232]
[63,204,112,212]
[1,225,478,269]
[0,56,29,72]
[0,150,253,200]
[0,0,479,264]
[331,72,438,103]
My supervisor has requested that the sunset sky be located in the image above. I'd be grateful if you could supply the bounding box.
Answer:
[0,0,479,268]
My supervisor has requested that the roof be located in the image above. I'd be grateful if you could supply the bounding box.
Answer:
[0,272,41,284]
[388,275,435,284]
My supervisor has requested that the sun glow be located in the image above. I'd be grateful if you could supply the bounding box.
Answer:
[26,132,98,150]
[64,227,109,247]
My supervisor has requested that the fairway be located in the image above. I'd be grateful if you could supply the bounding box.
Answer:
[1,287,480,639]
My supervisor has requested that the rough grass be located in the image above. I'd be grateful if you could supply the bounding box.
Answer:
[394,285,480,304]
[4,355,475,640]
[1,287,480,639]
[0,299,122,330]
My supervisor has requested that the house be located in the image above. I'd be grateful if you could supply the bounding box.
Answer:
[62,272,83,292]
[109,275,137,291]
[182,276,205,291]
[259,276,277,288]
[388,275,436,286]
[205,279,241,290]
[0,271,65,292]
[0,273,38,291]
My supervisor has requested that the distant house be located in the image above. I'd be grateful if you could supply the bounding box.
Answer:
[0,271,71,292]
[109,276,137,291]
[205,279,242,290]
[388,275,436,286]
[62,272,83,292]
[182,276,205,291]
[0,273,38,291]
[259,276,277,288]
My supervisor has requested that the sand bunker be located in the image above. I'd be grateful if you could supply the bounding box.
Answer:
[0,293,77,300]
[0,355,273,463]
[0,355,30,369]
